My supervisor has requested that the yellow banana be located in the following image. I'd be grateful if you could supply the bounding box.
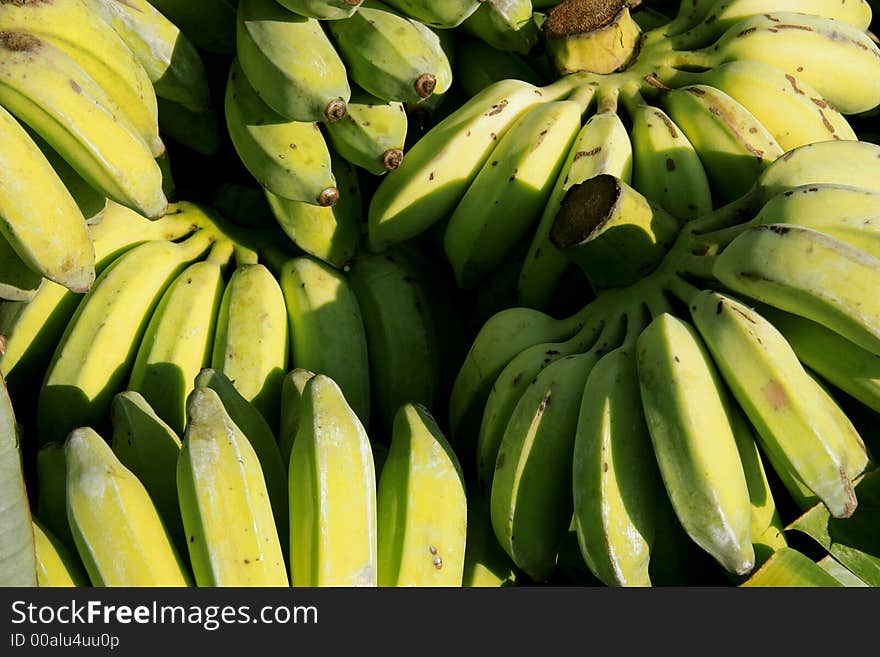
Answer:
[33,519,89,588]
[276,0,364,20]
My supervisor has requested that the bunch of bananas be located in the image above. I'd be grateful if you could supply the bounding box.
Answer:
[366,0,880,312]
[0,0,223,303]
[449,139,880,585]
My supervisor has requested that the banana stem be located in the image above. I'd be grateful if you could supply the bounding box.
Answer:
[678,253,717,280]
[660,47,714,71]
[568,82,598,114]
[596,84,620,115]
[688,192,762,234]
[665,272,702,306]
[621,302,651,348]
[206,237,236,267]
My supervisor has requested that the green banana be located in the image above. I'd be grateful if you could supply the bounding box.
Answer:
[461,0,542,54]
[324,87,408,175]
[34,443,75,556]
[740,547,844,587]
[327,0,453,104]
[289,374,378,586]
[0,235,41,302]
[146,0,237,55]
[0,105,93,293]
[462,491,518,587]
[517,108,633,310]
[225,58,338,207]
[264,152,361,268]
[278,368,316,467]
[276,0,364,20]
[211,262,289,430]
[662,84,783,204]
[379,0,482,28]
[236,0,350,122]
[178,386,289,586]
[690,290,857,518]
[636,312,755,576]
[156,98,223,156]
[377,403,467,586]
[453,38,545,98]
[348,250,439,434]
[110,390,184,554]
[278,256,371,428]
[37,230,215,446]
[33,519,89,588]
[65,426,191,586]
[128,242,232,435]
[0,31,167,217]
[443,99,582,289]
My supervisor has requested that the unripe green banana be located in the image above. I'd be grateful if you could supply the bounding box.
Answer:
[128,243,232,435]
[110,390,184,554]
[289,374,378,586]
[627,101,713,220]
[679,12,880,115]
[178,386,289,586]
[156,99,223,156]
[368,77,577,252]
[573,344,661,587]
[636,312,755,576]
[444,99,582,289]
[37,230,215,446]
[662,84,783,204]
[0,105,93,294]
[517,109,633,310]
[65,427,191,586]
[379,0,482,28]
[193,367,290,554]
[264,153,361,269]
[34,443,74,557]
[146,0,237,55]
[324,87,408,175]
[461,0,541,54]
[689,290,857,518]
[0,31,167,218]
[327,0,452,104]
[278,256,371,428]
[211,262,289,430]
[377,403,467,586]
[236,0,350,123]
[462,491,518,587]
[0,235,41,302]
[276,0,364,19]
[454,38,545,98]
[714,225,880,356]
[225,59,338,207]
[33,519,89,588]
[278,368,316,467]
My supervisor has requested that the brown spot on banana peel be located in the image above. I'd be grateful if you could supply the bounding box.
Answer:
[691,89,765,158]
[785,74,804,95]
[654,110,678,138]
[762,379,788,410]
[487,100,509,117]
[574,146,602,161]
[0,30,42,51]
[0,335,6,357]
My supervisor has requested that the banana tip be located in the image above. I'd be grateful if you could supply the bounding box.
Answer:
[382,149,404,171]
[317,187,339,207]
[415,73,437,99]
[325,99,348,123]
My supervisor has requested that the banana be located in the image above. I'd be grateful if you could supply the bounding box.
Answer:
[146,0,236,55]
[636,312,755,576]
[276,0,364,20]
[156,99,223,156]
[128,242,232,435]
[0,31,167,217]
[0,105,93,293]
[65,426,191,586]
[211,262,289,430]
[454,38,545,97]
[37,230,215,446]
[368,76,579,252]
[377,403,467,586]
[670,0,873,49]
[462,490,518,587]
[517,108,633,310]
[236,0,350,123]
[751,185,880,258]
[714,224,880,355]
[193,368,290,554]
[0,203,198,395]
[110,390,184,554]
[278,256,371,428]
[347,250,439,434]
[85,0,212,113]
[278,368,316,467]
[573,342,662,587]
[327,0,453,104]
[264,153,361,268]
[662,84,784,204]
[762,307,880,415]
[676,12,880,115]
[33,519,89,588]
[490,351,602,581]
[379,0,481,28]
[324,87,408,175]
[0,235,41,302]
[461,0,541,54]
[625,98,713,221]
[178,386,289,586]
[34,443,75,556]
[444,99,583,289]
[0,0,164,157]
[289,374,378,586]
[689,290,857,518]
[225,59,338,207]
[667,61,857,151]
